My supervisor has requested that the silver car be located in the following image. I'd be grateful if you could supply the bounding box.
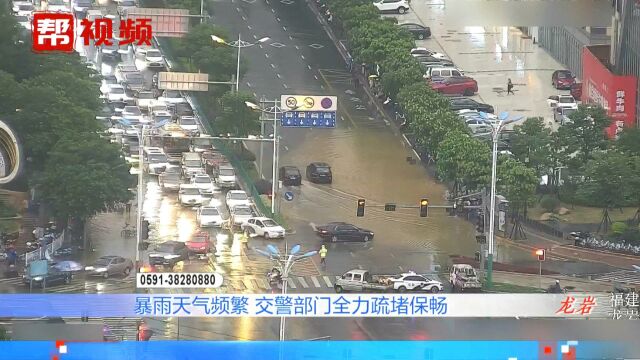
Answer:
[85,255,134,278]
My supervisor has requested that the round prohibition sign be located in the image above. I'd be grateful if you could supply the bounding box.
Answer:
[285,97,297,109]
[303,97,315,109]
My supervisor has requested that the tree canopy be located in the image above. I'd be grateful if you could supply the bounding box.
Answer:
[215,91,260,137]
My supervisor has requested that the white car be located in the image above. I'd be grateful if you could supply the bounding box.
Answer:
[106,84,129,104]
[547,94,578,109]
[373,0,410,14]
[15,14,31,32]
[147,100,168,114]
[388,272,443,293]
[122,106,144,124]
[13,2,35,16]
[101,76,118,95]
[229,205,253,227]
[46,0,71,12]
[241,217,285,239]
[135,91,157,110]
[178,184,205,207]
[158,90,187,105]
[145,151,170,175]
[225,190,251,210]
[145,49,165,68]
[465,118,492,134]
[411,47,447,60]
[190,174,219,197]
[152,110,173,125]
[178,116,199,135]
[216,165,237,189]
[197,206,224,227]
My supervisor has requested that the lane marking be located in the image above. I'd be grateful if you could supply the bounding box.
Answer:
[311,276,321,288]
[295,45,299,50]
[287,279,297,289]
[248,25,252,30]
[309,222,317,231]
[314,75,318,80]
[246,82,252,87]
[297,277,309,288]
[236,7,240,12]
[243,278,253,290]
[276,73,282,79]
[256,277,269,289]
[276,17,281,22]
[398,266,404,272]
[323,276,333,287]
[357,264,363,270]
[289,35,293,40]
[252,34,257,39]
[265,53,270,58]
[300,55,305,60]
[283,83,288,89]
[271,8,275,13]
[307,65,312,70]
[283,26,287,32]
[270,63,276,68]
[242,15,247,21]
[349,251,355,258]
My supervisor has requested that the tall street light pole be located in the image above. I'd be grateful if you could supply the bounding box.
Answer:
[135,125,146,269]
[211,35,271,93]
[486,115,523,288]
[255,244,317,341]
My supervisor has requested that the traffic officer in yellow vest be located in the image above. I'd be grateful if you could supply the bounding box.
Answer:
[319,245,328,265]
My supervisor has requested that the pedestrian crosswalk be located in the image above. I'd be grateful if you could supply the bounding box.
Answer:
[214,274,341,293]
[591,270,640,286]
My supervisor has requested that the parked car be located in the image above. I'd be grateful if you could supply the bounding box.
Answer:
[373,0,410,14]
[229,205,253,228]
[465,118,492,134]
[226,190,251,210]
[121,106,144,124]
[414,55,453,66]
[136,90,157,110]
[158,90,187,105]
[450,264,482,292]
[547,94,577,109]
[410,47,447,59]
[552,70,576,90]
[570,82,583,100]
[241,217,286,239]
[431,76,478,96]
[106,84,129,104]
[101,42,126,61]
[178,184,205,207]
[122,72,145,94]
[23,266,72,287]
[185,231,212,255]
[399,23,431,39]
[279,166,302,186]
[315,222,374,242]
[197,206,224,227]
[553,106,576,125]
[152,110,173,125]
[144,49,165,69]
[85,256,134,278]
[148,241,189,267]
[101,75,118,95]
[306,162,332,184]
[449,97,494,113]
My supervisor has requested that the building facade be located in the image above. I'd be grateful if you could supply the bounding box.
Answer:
[614,0,640,126]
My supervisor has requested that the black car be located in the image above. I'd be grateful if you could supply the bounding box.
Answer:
[316,222,374,242]
[399,23,431,40]
[23,267,72,288]
[279,166,302,186]
[148,241,190,267]
[449,97,494,113]
[306,162,332,184]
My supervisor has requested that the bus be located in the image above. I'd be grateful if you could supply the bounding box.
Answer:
[150,124,191,164]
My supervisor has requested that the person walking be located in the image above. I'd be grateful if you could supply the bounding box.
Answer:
[319,244,328,266]
[507,78,515,95]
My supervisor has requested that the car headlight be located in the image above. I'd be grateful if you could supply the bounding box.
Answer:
[33,276,43,281]
[164,254,180,259]
[95,267,108,272]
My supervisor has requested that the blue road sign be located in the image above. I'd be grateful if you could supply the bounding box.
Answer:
[281,110,336,128]
[284,191,294,201]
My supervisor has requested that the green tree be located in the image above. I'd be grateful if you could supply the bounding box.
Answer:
[510,117,553,178]
[40,134,133,221]
[436,132,490,194]
[0,70,18,114]
[616,127,640,156]
[497,157,538,215]
[575,151,632,209]
[557,105,611,169]
[0,326,9,340]
[214,91,260,137]
[23,70,102,111]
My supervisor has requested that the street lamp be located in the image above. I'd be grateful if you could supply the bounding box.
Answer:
[483,111,523,289]
[255,244,317,341]
[212,35,270,92]
[245,101,301,215]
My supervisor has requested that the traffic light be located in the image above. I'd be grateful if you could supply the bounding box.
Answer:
[535,249,545,261]
[419,199,428,217]
[141,220,150,240]
[356,199,365,217]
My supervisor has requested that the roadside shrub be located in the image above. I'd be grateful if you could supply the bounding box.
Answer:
[539,195,559,213]
[611,221,628,236]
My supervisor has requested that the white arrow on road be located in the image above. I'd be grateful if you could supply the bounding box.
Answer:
[633,265,640,272]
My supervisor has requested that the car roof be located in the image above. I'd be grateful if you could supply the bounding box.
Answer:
[453,264,474,269]
[326,221,351,226]
[228,190,246,194]
[160,241,182,246]
[346,269,368,275]
[311,162,330,167]
[180,184,198,189]
[251,216,274,221]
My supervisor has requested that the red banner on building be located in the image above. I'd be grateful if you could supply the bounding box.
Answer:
[582,47,637,138]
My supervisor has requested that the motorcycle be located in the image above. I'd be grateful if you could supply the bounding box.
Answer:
[267,268,283,289]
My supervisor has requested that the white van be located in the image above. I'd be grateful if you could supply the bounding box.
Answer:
[426,67,464,79]
[143,147,169,175]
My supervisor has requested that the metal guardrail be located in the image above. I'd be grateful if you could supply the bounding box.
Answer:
[514,215,564,239]
[24,231,64,265]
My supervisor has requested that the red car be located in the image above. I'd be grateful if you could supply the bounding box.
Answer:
[552,70,576,90]
[570,82,582,101]
[185,232,212,254]
[430,76,478,96]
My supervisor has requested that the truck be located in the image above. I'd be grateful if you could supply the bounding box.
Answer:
[334,269,444,293]
[449,264,482,292]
